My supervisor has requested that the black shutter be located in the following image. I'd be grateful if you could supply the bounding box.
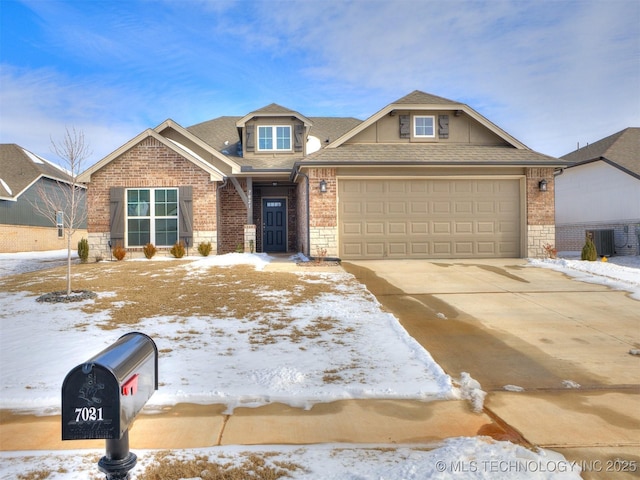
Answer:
[399,115,410,138]
[110,187,124,247]
[294,124,304,152]
[179,186,193,245]
[245,125,255,152]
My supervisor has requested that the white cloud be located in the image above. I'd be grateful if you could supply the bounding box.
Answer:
[2,0,638,162]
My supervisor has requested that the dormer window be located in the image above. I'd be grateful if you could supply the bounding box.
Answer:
[414,116,435,138]
[258,126,291,151]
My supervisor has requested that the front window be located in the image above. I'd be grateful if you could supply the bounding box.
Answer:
[414,116,435,138]
[258,126,291,151]
[126,188,178,247]
[56,211,64,238]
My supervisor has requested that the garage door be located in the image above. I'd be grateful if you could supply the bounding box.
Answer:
[339,179,521,259]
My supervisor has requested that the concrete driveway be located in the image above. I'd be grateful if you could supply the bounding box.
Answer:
[343,259,640,480]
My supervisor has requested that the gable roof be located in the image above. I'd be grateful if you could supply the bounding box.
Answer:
[235,103,313,128]
[187,115,362,166]
[78,127,226,183]
[561,128,640,179]
[0,144,76,201]
[326,90,528,150]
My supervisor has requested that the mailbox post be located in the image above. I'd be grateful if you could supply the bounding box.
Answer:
[62,332,158,479]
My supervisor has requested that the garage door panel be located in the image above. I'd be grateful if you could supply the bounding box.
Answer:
[433,202,451,214]
[343,222,362,235]
[477,242,496,254]
[388,243,407,255]
[433,242,452,254]
[365,222,384,234]
[339,179,520,259]
[389,222,406,234]
[455,222,473,234]
[433,222,451,234]
[477,222,495,234]
[366,243,385,255]
[411,222,429,234]
[455,242,474,254]
[365,202,384,214]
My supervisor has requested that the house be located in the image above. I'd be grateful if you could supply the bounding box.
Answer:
[78,90,567,260]
[556,128,640,256]
[0,144,87,253]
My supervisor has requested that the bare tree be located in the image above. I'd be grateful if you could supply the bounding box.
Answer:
[32,127,91,296]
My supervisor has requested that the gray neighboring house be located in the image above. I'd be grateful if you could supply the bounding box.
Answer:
[556,128,640,256]
[0,144,87,253]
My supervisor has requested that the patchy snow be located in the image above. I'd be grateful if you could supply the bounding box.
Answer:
[1,250,635,479]
[0,251,454,415]
[528,255,640,300]
[0,438,584,480]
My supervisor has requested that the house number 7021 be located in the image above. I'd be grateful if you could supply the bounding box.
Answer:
[74,406,104,422]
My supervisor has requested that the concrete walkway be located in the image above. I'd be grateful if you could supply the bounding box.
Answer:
[2,257,638,479]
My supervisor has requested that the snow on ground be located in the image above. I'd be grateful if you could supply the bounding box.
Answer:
[0,252,453,414]
[1,250,636,479]
[0,438,584,480]
[528,253,640,300]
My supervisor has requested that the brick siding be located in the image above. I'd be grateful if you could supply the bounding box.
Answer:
[556,222,640,256]
[87,137,217,258]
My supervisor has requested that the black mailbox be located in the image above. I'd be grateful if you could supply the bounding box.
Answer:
[62,332,158,441]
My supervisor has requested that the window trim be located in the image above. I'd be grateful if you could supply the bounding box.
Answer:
[413,115,435,138]
[125,187,179,247]
[257,125,292,151]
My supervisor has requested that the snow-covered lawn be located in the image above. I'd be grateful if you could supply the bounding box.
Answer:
[0,252,453,415]
[2,250,637,479]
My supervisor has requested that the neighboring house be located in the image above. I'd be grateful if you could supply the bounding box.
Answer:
[556,128,640,256]
[78,90,567,260]
[0,144,87,253]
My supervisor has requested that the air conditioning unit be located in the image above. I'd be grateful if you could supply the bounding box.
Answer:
[586,229,615,257]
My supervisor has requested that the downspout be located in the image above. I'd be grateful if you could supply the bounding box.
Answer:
[295,169,311,257]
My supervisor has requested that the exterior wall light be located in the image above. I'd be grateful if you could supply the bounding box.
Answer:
[319,180,327,193]
[538,179,548,192]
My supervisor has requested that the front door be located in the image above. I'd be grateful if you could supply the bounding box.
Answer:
[263,198,287,252]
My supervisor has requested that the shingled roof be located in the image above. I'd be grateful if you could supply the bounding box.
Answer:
[0,144,74,200]
[301,143,563,166]
[561,128,639,179]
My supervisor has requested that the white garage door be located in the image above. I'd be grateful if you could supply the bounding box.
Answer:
[339,179,521,259]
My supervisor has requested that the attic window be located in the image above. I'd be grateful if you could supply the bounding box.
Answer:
[258,126,291,151]
[414,116,435,138]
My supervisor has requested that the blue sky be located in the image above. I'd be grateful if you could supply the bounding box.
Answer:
[1,0,639,166]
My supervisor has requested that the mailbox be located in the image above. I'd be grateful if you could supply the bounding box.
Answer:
[62,332,158,441]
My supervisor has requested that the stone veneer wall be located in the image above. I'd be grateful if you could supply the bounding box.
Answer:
[306,167,338,257]
[86,137,218,259]
[526,167,556,258]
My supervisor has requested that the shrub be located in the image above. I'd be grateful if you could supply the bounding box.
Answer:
[581,236,598,261]
[113,245,127,261]
[542,243,557,259]
[198,241,212,257]
[77,238,89,263]
[170,241,185,258]
[143,243,157,259]
[235,243,244,253]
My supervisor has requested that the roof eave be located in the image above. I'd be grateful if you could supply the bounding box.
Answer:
[78,129,225,183]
